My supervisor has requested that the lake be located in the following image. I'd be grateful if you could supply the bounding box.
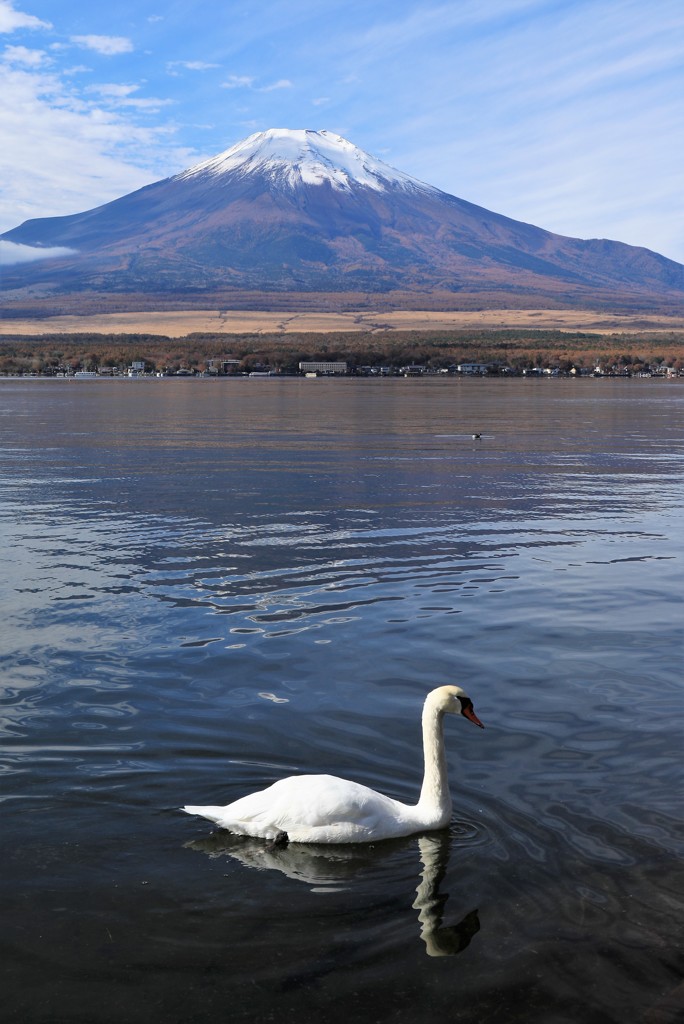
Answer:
[1,376,682,1024]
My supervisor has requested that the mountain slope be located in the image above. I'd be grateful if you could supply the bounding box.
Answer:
[1,128,682,305]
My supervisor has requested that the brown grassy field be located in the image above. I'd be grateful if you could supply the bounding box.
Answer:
[3,307,684,337]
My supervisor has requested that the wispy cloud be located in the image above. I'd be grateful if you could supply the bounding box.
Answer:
[85,81,173,111]
[0,0,51,33]
[70,35,133,56]
[260,78,292,92]
[0,240,76,264]
[167,59,220,74]
[85,82,140,98]
[221,73,293,93]
[221,74,255,89]
[0,60,194,232]
[2,43,48,66]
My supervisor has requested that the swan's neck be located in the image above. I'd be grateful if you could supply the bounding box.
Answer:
[417,699,452,825]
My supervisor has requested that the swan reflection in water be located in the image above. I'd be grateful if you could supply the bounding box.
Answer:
[186,827,480,958]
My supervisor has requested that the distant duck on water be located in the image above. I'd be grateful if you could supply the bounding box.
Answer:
[472,433,482,440]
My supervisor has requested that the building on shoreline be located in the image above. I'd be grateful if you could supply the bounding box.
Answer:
[298,361,348,375]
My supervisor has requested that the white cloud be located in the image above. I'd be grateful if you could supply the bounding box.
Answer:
[84,82,173,111]
[260,78,293,92]
[86,82,140,98]
[221,74,293,92]
[71,35,133,56]
[167,60,220,73]
[0,62,196,234]
[2,43,47,66]
[222,74,254,89]
[0,1,51,33]
[0,240,76,264]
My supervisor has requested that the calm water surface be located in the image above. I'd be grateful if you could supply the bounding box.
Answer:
[1,377,682,1024]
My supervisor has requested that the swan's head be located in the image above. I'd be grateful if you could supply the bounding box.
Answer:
[429,685,484,728]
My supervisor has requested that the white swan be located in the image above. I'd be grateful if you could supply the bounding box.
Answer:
[183,685,484,844]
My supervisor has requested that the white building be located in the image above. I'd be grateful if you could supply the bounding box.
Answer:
[298,361,348,375]
[456,363,489,375]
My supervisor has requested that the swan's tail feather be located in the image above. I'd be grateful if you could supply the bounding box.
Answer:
[182,805,227,826]
[182,805,285,840]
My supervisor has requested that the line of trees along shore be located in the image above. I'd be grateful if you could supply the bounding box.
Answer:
[1,329,683,377]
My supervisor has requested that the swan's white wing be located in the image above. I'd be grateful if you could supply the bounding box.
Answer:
[184,773,418,843]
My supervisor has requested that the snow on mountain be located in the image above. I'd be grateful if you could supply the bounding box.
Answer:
[178,128,432,194]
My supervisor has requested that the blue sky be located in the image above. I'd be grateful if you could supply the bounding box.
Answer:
[1,0,682,263]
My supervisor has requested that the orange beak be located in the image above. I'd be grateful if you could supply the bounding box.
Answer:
[462,706,485,729]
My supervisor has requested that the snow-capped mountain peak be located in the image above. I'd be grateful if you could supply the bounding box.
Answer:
[3,127,681,304]
[178,128,431,194]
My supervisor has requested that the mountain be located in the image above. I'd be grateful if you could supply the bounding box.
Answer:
[1,128,682,309]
